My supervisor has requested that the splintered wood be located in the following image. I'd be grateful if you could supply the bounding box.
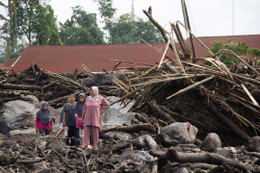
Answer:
[111,6,260,142]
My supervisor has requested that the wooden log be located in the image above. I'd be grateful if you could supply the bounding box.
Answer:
[0,83,42,90]
[134,113,150,124]
[48,92,80,106]
[16,157,42,163]
[163,63,180,74]
[150,147,260,173]
[100,123,156,136]
[143,7,173,51]
[209,104,250,142]
[43,81,57,91]
[149,99,176,124]
[180,0,196,62]
[166,75,215,99]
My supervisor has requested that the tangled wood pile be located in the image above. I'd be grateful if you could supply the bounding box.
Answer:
[113,7,260,144]
[0,64,123,108]
[0,65,89,108]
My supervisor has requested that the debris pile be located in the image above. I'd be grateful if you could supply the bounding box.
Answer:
[0,4,260,173]
[0,65,123,108]
[112,7,260,144]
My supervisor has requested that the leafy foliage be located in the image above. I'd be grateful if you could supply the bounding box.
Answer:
[110,14,163,44]
[16,0,62,45]
[97,0,116,43]
[209,40,260,67]
[59,6,104,45]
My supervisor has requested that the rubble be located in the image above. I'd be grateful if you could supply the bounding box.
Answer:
[0,65,123,108]
[0,4,260,173]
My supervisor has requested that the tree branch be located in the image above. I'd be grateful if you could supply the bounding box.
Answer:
[150,147,260,173]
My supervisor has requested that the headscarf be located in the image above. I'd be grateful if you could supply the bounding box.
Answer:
[87,86,100,102]
[36,102,53,124]
[75,93,86,116]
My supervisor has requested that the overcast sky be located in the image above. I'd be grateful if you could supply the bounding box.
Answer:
[0,0,259,37]
[48,0,260,37]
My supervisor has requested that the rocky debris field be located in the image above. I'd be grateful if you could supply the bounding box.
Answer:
[0,95,260,173]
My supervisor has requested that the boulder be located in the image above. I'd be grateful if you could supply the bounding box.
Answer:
[201,133,222,152]
[119,149,155,172]
[1,100,38,130]
[161,122,198,145]
[21,95,39,104]
[248,136,260,152]
[103,131,134,141]
[101,96,135,130]
[119,150,155,163]
[132,135,157,150]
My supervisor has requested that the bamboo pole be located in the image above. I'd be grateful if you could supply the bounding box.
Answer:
[131,74,208,87]
[241,83,259,106]
[158,39,170,68]
[166,75,215,99]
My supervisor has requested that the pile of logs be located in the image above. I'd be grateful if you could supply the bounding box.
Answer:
[0,65,91,108]
[112,7,260,144]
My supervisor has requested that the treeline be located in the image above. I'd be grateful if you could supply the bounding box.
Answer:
[0,0,163,62]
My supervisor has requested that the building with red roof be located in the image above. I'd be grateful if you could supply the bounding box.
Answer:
[11,34,260,73]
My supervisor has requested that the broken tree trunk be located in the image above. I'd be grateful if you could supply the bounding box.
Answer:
[149,99,176,124]
[150,147,260,173]
[209,104,251,142]
[1,83,42,90]
[100,123,156,136]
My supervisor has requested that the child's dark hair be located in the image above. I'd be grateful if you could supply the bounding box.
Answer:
[69,93,75,98]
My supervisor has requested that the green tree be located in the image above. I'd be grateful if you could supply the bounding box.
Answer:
[210,40,260,67]
[59,6,104,45]
[0,0,20,61]
[110,13,163,44]
[16,0,62,45]
[97,0,116,43]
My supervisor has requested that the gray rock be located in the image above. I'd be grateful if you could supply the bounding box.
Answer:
[9,128,36,136]
[132,135,157,149]
[0,133,7,140]
[21,95,39,104]
[174,167,189,173]
[161,122,198,145]
[32,161,50,170]
[248,136,260,152]
[52,123,61,133]
[36,141,47,148]
[118,149,155,172]
[103,131,134,141]
[101,96,135,130]
[216,148,231,158]
[10,144,19,151]
[201,133,222,152]
[1,100,37,129]
[119,150,155,163]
